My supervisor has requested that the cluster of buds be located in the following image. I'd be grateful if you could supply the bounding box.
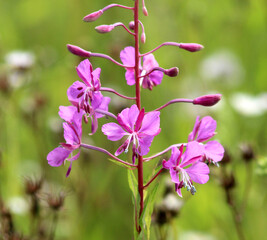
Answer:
[47,0,224,235]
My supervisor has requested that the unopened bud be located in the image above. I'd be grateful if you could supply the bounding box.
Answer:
[95,24,115,33]
[164,67,179,77]
[193,94,222,107]
[179,43,204,52]
[141,33,146,44]
[67,44,91,57]
[83,10,103,22]
[129,21,135,30]
[142,6,148,16]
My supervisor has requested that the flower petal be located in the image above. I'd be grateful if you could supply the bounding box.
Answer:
[204,140,224,162]
[180,141,204,167]
[67,81,87,107]
[120,46,135,67]
[186,162,210,184]
[63,122,80,145]
[139,111,161,136]
[197,116,217,142]
[94,96,111,119]
[102,122,127,141]
[47,147,71,167]
[76,59,93,86]
[163,147,181,169]
[117,105,139,133]
[125,70,136,85]
[188,116,200,141]
[138,135,154,156]
[59,105,78,122]
[92,67,101,90]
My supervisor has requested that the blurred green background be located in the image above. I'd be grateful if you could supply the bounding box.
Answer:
[0,0,267,239]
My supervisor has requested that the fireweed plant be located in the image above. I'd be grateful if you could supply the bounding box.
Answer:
[47,0,225,238]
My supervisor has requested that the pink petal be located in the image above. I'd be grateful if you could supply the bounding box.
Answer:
[128,105,140,130]
[76,59,93,86]
[92,67,101,90]
[204,140,224,162]
[89,115,98,135]
[67,81,86,107]
[170,168,180,183]
[102,122,126,141]
[134,108,145,131]
[59,106,77,122]
[143,54,159,72]
[181,141,204,167]
[94,96,111,119]
[186,162,209,184]
[91,92,104,112]
[139,111,161,136]
[117,105,139,133]
[188,116,200,141]
[120,46,135,67]
[138,135,154,156]
[125,70,136,85]
[197,116,217,142]
[47,147,71,167]
[163,147,181,169]
[63,122,80,145]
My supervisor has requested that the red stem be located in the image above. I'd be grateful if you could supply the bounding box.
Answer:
[144,168,163,189]
[134,0,144,234]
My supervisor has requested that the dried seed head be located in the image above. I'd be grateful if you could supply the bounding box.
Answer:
[47,192,65,211]
[222,172,236,190]
[240,143,255,162]
[24,177,43,195]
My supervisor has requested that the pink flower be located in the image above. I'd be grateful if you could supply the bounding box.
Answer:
[67,59,110,134]
[47,106,83,177]
[120,46,163,90]
[163,142,209,197]
[188,116,224,164]
[102,104,161,162]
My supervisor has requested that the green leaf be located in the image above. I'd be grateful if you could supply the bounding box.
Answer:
[107,158,129,168]
[139,182,159,240]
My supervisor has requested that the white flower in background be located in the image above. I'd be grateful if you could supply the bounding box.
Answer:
[200,50,244,86]
[5,51,35,69]
[5,50,35,88]
[230,92,267,116]
[7,197,29,215]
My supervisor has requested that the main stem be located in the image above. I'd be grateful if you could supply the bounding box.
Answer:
[134,0,144,234]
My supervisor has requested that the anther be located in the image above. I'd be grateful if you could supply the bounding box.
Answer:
[77,91,84,98]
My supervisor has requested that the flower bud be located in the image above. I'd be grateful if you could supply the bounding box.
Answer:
[193,94,222,107]
[141,33,146,44]
[164,67,179,77]
[179,43,204,52]
[83,10,103,22]
[129,21,135,30]
[67,44,91,57]
[142,6,148,16]
[95,24,115,33]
